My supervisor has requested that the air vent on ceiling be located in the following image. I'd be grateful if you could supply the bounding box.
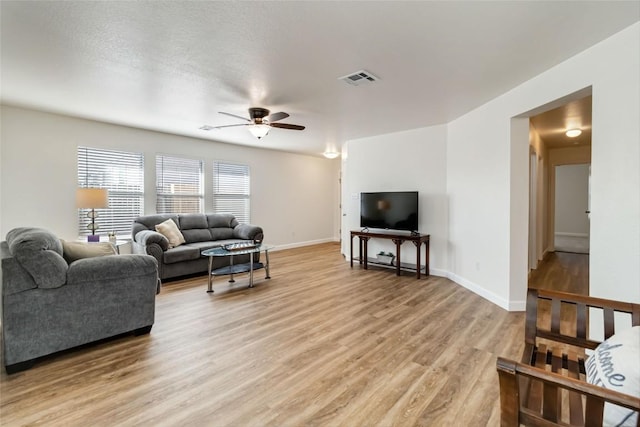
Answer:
[338,70,380,86]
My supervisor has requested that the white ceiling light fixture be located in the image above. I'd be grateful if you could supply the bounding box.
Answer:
[565,128,582,138]
[248,124,270,139]
[323,151,340,159]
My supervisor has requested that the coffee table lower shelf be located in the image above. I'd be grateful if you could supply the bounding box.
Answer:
[208,262,269,292]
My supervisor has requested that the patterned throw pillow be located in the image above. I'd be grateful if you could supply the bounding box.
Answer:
[586,326,640,427]
[155,218,186,248]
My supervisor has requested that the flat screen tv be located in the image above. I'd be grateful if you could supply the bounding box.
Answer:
[360,191,419,232]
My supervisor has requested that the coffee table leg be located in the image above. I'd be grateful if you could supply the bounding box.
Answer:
[228,254,235,283]
[265,250,271,279]
[207,256,214,293]
[248,252,254,288]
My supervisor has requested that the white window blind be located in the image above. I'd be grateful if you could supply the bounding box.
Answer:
[213,162,250,224]
[77,146,144,236]
[156,155,204,214]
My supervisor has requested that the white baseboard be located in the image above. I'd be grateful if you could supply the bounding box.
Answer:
[272,237,338,251]
[555,232,588,238]
[447,272,526,312]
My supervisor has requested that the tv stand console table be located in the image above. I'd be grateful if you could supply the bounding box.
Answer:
[350,230,430,279]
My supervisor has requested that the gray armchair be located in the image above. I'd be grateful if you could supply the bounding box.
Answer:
[1,227,159,374]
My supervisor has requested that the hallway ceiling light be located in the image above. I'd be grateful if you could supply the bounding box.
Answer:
[323,151,340,159]
[565,129,582,138]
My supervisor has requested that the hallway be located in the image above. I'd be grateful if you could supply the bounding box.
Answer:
[528,251,589,295]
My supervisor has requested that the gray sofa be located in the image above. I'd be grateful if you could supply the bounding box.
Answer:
[131,213,264,281]
[1,227,159,374]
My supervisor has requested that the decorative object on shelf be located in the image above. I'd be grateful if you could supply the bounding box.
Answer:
[376,251,395,265]
[76,188,108,242]
[107,231,117,244]
[223,242,258,252]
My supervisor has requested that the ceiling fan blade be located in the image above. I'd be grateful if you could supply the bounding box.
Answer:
[213,123,249,129]
[271,123,305,131]
[267,112,289,122]
[218,111,251,122]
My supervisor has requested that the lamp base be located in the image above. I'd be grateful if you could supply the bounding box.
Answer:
[87,235,100,242]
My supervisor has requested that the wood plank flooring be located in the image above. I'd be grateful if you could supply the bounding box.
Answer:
[528,251,589,295]
[1,243,530,426]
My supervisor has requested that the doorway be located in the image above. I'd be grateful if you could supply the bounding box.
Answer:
[554,163,590,254]
[527,93,592,295]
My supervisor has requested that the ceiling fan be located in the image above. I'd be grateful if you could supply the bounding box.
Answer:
[207,107,305,139]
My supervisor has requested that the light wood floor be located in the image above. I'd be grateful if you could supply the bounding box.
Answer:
[2,243,568,426]
[529,251,589,295]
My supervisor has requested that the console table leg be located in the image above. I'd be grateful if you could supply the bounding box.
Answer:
[425,241,430,276]
[350,236,354,268]
[416,244,421,279]
[363,237,369,270]
[395,241,402,276]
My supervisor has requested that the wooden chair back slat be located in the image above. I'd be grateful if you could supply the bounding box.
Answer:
[566,358,585,425]
[583,396,604,427]
[603,307,615,339]
[525,290,540,345]
[576,302,587,339]
[551,298,562,334]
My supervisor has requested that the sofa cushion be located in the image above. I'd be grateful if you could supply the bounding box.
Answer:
[163,244,201,264]
[206,213,237,228]
[181,228,213,244]
[61,241,116,263]
[179,213,211,243]
[179,213,208,230]
[5,227,68,289]
[210,228,235,240]
[155,219,185,248]
[586,326,640,426]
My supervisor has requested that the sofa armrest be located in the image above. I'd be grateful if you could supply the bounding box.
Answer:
[134,230,169,251]
[233,224,264,242]
[67,254,158,285]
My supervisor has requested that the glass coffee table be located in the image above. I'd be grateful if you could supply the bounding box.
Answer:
[201,243,274,293]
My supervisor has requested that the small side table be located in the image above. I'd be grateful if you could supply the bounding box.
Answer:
[79,236,131,254]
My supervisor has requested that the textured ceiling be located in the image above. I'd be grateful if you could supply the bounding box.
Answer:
[1,1,638,157]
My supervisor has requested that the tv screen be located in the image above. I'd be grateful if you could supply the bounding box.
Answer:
[360,191,419,232]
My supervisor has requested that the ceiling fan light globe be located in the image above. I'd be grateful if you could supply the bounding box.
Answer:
[248,124,270,139]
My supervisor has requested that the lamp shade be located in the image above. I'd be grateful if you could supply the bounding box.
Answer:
[76,188,108,209]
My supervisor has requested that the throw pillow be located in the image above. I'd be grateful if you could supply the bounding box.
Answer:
[61,240,117,263]
[585,326,640,427]
[155,218,185,248]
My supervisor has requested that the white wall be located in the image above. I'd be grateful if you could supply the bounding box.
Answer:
[555,164,590,235]
[0,105,340,248]
[447,23,639,309]
[342,125,448,275]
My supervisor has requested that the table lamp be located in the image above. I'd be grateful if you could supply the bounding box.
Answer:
[76,188,108,242]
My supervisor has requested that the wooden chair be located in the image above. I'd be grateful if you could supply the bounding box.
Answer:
[496,288,640,426]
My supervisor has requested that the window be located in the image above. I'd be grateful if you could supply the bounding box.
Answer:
[213,161,250,223]
[77,146,144,236]
[156,155,204,214]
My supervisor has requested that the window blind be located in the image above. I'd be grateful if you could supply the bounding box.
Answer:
[156,155,204,214]
[213,162,250,224]
[77,146,144,236]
